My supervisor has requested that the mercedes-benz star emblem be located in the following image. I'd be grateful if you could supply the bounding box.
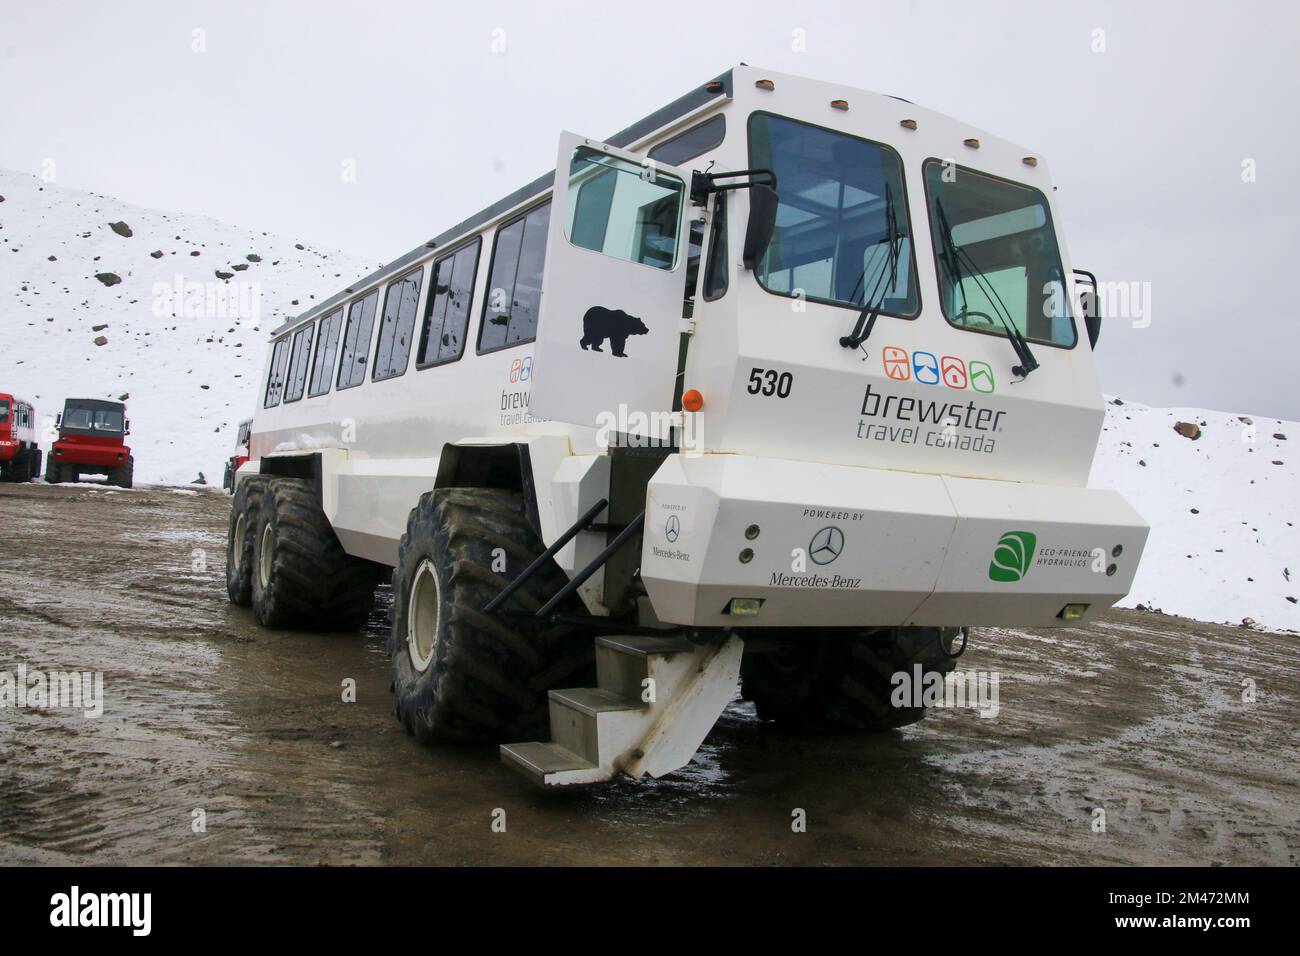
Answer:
[665,515,681,543]
[809,526,844,565]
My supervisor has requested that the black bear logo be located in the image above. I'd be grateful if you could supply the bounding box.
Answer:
[578,306,649,358]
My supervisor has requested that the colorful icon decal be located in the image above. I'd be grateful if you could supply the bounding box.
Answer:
[912,351,940,385]
[969,361,995,393]
[941,356,967,389]
[883,346,910,381]
[881,347,997,393]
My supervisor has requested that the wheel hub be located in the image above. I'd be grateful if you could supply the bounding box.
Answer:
[259,523,274,590]
[233,512,246,574]
[407,559,441,673]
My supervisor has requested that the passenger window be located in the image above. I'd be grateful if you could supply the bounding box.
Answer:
[478,202,550,353]
[373,267,424,381]
[648,115,725,166]
[308,307,344,397]
[336,289,379,390]
[419,238,481,367]
[264,337,290,408]
[283,324,313,403]
[564,147,683,270]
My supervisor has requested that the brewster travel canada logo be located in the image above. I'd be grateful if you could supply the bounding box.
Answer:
[988,531,1037,582]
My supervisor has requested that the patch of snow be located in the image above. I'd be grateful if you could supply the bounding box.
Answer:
[1090,398,1297,633]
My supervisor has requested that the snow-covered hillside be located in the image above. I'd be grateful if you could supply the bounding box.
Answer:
[1091,399,1297,633]
[0,168,381,484]
[1,169,1294,632]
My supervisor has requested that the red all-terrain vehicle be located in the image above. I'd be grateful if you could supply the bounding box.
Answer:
[46,398,134,487]
[222,418,252,493]
[0,392,42,482]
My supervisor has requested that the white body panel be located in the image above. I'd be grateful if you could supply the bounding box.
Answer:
[640,453,1148,628]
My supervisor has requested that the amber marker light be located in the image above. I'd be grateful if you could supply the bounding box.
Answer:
[682,389,705,412]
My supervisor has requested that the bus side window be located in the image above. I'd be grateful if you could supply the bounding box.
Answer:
[478,202,551,353]
[307,307,345,398]
[264,337,290,408]
[283,324,314,402]
[419,238,481,368]
[337,290,380,390]
[373,266,424,381]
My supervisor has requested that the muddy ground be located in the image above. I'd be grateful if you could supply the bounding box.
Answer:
[0,482,1295,866]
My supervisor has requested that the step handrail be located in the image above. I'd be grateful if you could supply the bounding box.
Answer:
[482,497,608,614]
[535,511,645,620]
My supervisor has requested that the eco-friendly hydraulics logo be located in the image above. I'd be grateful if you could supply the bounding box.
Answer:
[988,531,1037,582]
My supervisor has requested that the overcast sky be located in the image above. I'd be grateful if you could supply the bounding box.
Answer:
[2,0,1297,418]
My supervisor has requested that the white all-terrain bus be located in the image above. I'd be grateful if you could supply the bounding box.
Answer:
[227,66,1149,786]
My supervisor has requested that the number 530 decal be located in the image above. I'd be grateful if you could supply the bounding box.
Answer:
[747,367,793,398]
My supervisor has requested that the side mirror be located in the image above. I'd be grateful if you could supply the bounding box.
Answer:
[125,420,131,435]
[1074,269,1101,349]
[55,414,61,428]
[743,183,779,271]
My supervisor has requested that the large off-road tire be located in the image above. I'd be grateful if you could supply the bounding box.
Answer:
[225,476,265,606]
[250,477,382,630]
[389,488,593,743]
[741,626,962,731]
[29,449,42,482]
[3,449,31,482]
[109,455,134,489]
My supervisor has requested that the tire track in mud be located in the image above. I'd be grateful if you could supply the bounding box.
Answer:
[908,619,1298,864]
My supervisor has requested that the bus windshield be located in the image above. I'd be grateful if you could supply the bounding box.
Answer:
[924,160,1076,348]
[748,112,918,317]
[63,406,125,433]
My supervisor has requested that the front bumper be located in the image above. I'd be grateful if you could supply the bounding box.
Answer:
[53,442,129,468]
[640,454,1148,628]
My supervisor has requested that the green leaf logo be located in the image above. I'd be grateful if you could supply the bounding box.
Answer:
[989,531,1037,582]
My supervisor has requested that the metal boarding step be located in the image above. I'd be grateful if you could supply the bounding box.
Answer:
[501,633,743,787]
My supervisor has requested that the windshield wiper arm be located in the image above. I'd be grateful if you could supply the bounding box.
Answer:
[934,200,1039,379]
[840,185,902,351]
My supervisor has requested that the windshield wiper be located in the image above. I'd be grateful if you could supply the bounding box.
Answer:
[934,200,1039,379]
[840,184,902,351]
